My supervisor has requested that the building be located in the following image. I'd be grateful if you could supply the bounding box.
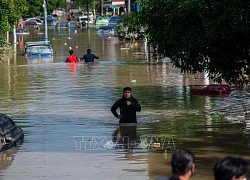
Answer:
[111,0,139,13]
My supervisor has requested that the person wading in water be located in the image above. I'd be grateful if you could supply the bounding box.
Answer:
[111,87,141,123]
[81,49,99,63]
[65,50,79,63]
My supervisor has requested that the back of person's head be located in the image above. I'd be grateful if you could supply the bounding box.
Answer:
[214,156,248,180]
[123,87,132,92]
[69,50,74,55]
[87,49,91,53]
[170,148,196,180]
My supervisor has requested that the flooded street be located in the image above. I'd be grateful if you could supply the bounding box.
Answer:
[0,27,250,179]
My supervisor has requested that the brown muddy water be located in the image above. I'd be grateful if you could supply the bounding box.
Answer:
[0,27,249,180]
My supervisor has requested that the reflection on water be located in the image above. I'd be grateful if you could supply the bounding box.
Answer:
[0,28,249,179]
[0,149,17,170]
[112,125,138,160]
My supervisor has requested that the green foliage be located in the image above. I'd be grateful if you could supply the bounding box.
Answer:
[22,0,44,17]
[139,0,250,86]
[0,39,10,59]
[0,0,27,33]
[78,0,96,11]
[117,12,145,40]
[47,0,66,13]
[22,0,66,18]
[0,0,27,57]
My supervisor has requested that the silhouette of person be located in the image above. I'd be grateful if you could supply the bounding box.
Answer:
[214,156,248,180]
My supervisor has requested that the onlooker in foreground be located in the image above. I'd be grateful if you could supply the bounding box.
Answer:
[156,148,196,180]
[214,156,248,180]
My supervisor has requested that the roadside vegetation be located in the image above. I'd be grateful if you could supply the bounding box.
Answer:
[0,0,27,58]
[116,12,144,40]
[138,0,250,86]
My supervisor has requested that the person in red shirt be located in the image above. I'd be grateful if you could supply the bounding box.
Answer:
[67,15,72,22]
[65,50,80,63]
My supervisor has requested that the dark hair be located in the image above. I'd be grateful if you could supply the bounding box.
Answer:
[87,49,91,53]
[214,156,248,180]
[69,50,74,55]
[170,149,195,180]
[123,87,132,92]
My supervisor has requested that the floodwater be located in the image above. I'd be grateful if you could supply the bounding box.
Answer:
[0,26,249,180]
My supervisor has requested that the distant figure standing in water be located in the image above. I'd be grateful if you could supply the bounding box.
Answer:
[65,50,79,63]
[81,49,99,62]
[111,87,141,123]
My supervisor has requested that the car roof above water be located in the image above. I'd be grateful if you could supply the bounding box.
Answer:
[24,41,52,53]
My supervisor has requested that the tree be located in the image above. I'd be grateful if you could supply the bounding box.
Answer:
[47,0,66,14]
[139,0,250,86]
[22,0,44,17]
[77,0,97,11]
[0,0,27,56]
[0,0,27,32]
[21,0,66,18]
[117,12,145,40]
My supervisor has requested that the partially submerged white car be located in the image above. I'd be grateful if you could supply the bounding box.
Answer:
[76,16,93,27]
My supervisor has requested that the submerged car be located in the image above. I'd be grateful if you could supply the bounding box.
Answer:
[24,41,53,59]
[15,28,30,35]
[108,16,121,28]
[76,16,93,26]
[95,16,110,26]
[41,16,58,27]
[26,56,53,64]
[96,16,120,35]
[191,84,231,95]
[57,21,80,28]
[0,113,24,152]
[82,12,94,19]
[24,18,43,26]
[96,25,115,35]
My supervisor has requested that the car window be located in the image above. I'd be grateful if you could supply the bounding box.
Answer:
[27,45,52,54]
[109,16,121,23]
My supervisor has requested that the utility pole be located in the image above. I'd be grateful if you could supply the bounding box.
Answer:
[101,0,103,16]
[87,0,89,28]
[128,0,131,12]
[93,0,96,16]
[43,0,48,41]
[13,26,16,53]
